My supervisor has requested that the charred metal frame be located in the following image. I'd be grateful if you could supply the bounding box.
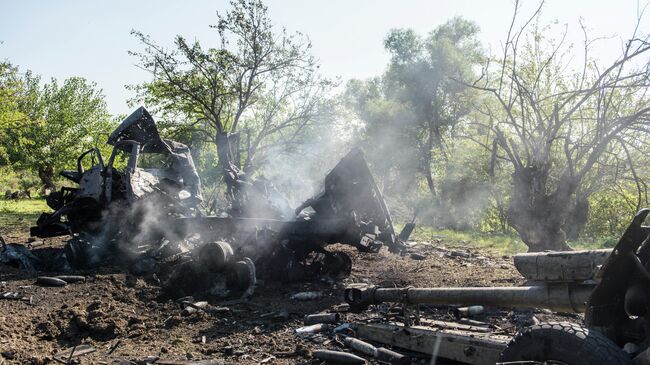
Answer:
[29,107,409,292]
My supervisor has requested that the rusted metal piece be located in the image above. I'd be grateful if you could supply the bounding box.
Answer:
[170,362,220,365]
[150,360,224,365]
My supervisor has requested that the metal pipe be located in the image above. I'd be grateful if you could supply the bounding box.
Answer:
[345,284,594,313]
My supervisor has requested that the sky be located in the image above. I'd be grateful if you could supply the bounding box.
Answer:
[1,0,648,116]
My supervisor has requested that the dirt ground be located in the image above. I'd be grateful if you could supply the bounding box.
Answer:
[0,226,579,365]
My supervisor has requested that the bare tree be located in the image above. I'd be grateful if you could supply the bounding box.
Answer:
[469,1,650,251]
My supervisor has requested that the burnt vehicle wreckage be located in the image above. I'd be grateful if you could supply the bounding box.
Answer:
[29,106,411,298]
[16,107,650,364]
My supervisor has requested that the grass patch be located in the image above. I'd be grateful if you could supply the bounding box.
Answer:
[400,224,527,255]
[569,236,619,251]
[0,198,48,232]
[401,224,617,255]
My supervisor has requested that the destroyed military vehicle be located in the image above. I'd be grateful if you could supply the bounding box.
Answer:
[30,107,410,297]
[344,209,650,364]
[31,106,203,239]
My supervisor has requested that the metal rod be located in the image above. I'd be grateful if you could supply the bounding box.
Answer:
[346,284,594,313]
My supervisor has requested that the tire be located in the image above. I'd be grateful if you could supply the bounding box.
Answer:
[499,322,630,365]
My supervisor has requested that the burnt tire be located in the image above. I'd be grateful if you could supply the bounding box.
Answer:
[499,322,630,365]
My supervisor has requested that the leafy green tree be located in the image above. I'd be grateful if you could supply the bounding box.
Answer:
[382,19,483,198]
[346,17,484,213]
[129,0,333,194]
[6,73,112,191]
[0,61,26,165]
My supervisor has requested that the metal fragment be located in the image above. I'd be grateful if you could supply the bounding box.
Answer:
[36,276,67,287]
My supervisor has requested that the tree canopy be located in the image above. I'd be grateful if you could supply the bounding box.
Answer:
[0,65,113,191]
[129,0,334,174]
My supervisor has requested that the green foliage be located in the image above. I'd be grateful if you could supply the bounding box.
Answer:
[583,188,637,240]
[1,67,114,189]
[0,167,40,196]
[346,17,484,206]
[129,0,333,171]
[0,62,27,165]
[479,201,513,234]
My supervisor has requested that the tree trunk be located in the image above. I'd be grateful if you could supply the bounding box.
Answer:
[215,132,246,216]
[564,195,589,241]
[507,166,572,252]
[37,165,56,195]
[422,125,438,199]
[424,164,437,198]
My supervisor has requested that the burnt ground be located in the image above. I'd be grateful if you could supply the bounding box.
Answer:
[0,229,581,365]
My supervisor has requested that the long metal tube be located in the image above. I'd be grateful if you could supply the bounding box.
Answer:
[345,284,594,313]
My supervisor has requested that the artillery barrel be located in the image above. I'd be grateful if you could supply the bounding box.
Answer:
[345,284,594,313]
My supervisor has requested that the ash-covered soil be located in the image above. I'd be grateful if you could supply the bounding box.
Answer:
[0,234,580,365]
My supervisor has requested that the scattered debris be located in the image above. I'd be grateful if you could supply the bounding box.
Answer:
[35,276,68,287]
[313,349,366,364]
[375,346,411,365]
[154,360,225,365]
[448,250,471,259]
[260,309,290,320]
[1,291,21,300]
[53,344,96,363]
[343,337,376,357]
[304,312,339,325]
[290,291,322,301]
[454,305,485,318]
[181,301,209,316]
[295,323,330,337]
[55,275,86,283]
[0,236,39,272]
[106,340,122,355]
[343,337,410,365]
